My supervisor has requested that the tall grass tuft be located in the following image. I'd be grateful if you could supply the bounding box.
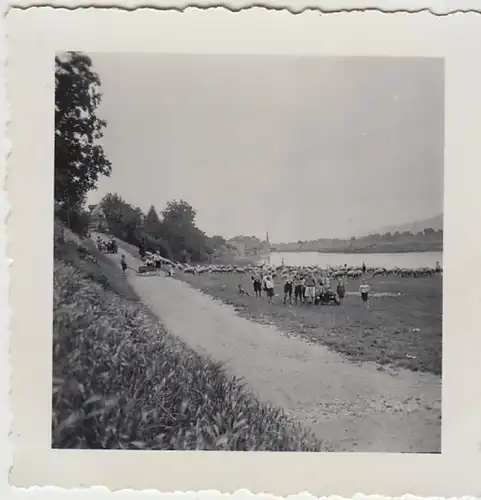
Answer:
[53,237,326,451]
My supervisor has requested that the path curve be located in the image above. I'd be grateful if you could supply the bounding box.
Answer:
[101,239,441,453]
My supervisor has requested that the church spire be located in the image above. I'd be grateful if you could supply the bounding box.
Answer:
[265,232,271,266]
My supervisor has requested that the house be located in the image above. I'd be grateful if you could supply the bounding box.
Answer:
[227,233,271,261]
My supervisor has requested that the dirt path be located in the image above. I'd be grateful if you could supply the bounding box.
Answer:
[102,242,441,453]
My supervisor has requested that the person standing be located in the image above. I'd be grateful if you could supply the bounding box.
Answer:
[304,274,316,305]
[264,275,275,304]
[252,273,262,298]
[362,262,367,274]
[323,274,330,290]
[294,274,304,305]
[315,277,324,305]
[262,273,268,295]
[336,279,346,304]
[283,275,293,305]
[359,280,370,309]
[154,251,162,276]
[120,254,127,274]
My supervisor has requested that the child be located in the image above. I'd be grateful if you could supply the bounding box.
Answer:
[120,254,127,274]
[336,280,346,304]
[304,274,316,305]
[264,275,275,304]
[323,274,331,290]
[252,273,262,298]
[154,251,162,276]
[283,275,293,305]
[359,280,370,309]
[294,274,304,304]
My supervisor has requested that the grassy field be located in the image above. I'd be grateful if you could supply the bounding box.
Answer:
[176,272,442,375]
[53,230,326,451]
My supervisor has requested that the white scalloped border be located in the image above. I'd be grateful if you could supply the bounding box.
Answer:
[3,4,481,500]
[7,0,481,15]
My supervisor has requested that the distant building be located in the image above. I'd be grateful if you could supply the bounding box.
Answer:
[228,233,271,262]
[228,236,259,259]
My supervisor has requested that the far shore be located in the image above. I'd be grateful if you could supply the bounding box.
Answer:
[271,247,443,255]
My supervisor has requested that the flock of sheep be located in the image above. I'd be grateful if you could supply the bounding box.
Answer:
[139,246,442,281]
[178,262,443,280]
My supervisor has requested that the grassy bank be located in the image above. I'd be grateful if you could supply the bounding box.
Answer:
[53,233,326,451]
[176,273,442,375]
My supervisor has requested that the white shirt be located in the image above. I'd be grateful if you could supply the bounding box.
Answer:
[360,284,370,294]
[264,278,274,289]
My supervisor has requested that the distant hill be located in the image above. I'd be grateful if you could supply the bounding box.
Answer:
[272,214,443,254]
[365,213,443,237]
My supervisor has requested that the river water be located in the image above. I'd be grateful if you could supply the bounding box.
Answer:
[262,251,443,269]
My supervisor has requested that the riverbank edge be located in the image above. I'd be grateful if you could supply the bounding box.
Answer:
[273,247,443,255]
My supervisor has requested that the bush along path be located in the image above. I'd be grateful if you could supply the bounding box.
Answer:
[105,242,441,453]
[53,247,326,451]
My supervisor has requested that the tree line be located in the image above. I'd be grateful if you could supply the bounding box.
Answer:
[275,228,443,253]
[353,228,443,243]
[293,228,442,247]
[97,194,227,263]
[54,51,225,263]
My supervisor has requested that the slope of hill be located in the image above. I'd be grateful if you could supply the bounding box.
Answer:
[272,213,443,254]
[367,214,443,237]
[53,224,323,451]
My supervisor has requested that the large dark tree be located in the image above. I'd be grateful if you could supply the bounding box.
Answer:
[100,193,143,242]
[55,52,112,226]
[144,205,162,235]
[160,200,213,262]
[139,205,171,258]
[209,235,226,249]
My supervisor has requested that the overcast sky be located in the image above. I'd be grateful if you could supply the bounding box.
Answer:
[86,53,444,242]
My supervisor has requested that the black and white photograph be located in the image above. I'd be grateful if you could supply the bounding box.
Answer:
[12,6,481,496]
[52,51,443,454]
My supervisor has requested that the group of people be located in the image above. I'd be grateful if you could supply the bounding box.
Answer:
[248,271,372,309]
[118,250,174,277]
[142,250,164,275]
[96,235,118,254]
[141,250,174,277]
